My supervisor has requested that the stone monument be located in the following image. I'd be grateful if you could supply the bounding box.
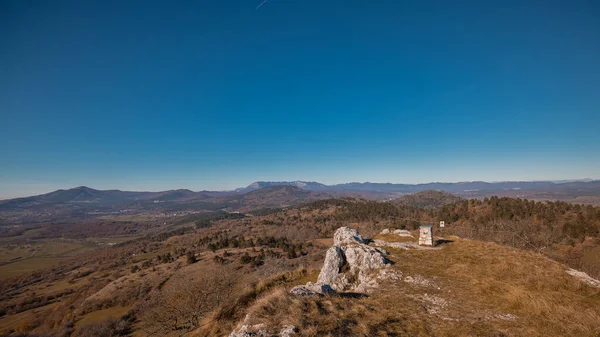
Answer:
[419,225,433,246]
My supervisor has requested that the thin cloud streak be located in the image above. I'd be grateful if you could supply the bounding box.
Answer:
[256,0,268,9]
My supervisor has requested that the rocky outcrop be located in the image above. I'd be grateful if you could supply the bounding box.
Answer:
[394,229,413,237]
[372,239,412,250]
[290,282,334,296]
[404,274,440,289]
[334,227,366,245]
[316,246,345,286]
[372,239,440,251]
[228,324,267,337]
[566,268,600,288]
[380,228,413,237]
[291,227,395,294]
[229,325,296,337]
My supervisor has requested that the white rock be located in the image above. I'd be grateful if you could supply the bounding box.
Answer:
[230,324,297,337]
[380,228,391,234]
[404,274,439,289]
[566,268,600,288]
[333,226,366,245]
[229,324,268,337]
[290,282,334,295]
[317,246,345,285]
[289,285,314,296]
[495,313,518,320]
[343,244,388,292]
[372,239,440,251]
[378,268,402,281]
[372,239,412,250]
[292,227,397,295]
[321,230,389,292]
[393,229,413,237]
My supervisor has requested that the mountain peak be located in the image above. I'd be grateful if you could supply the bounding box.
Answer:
[72,186,96,191]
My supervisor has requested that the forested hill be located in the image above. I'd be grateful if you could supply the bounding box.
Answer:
[391,190,462,209]
[305,197,600,279]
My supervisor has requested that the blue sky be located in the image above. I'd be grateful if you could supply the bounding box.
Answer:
[1,0,599,198]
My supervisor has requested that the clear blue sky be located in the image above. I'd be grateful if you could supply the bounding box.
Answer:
[1,0,599,198]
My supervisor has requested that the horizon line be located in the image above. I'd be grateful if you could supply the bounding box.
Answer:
[1,177,598,201]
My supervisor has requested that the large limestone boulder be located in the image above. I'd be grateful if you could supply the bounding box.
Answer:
[344,244,387,285]
[334,226,366,245]
[316,246,345,285]
[292,227,394,295]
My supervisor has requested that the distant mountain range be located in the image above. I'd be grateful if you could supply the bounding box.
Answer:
[1,180,600,223]
[234,181,329,192]
[0,186,227,206]
[234,179,600,195]
[3,179,600,204]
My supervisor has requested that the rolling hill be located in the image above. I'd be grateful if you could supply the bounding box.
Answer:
[2,179,600,220]
[235,180,600,204]
[391,190,462,209]
[234,185,330,211]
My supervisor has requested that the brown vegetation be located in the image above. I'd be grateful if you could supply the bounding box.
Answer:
[1,195,599,336]
[392,190,462,209]
[222,238,600,337]
[137,267,236,335]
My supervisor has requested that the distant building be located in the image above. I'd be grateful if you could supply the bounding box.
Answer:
[419,225,433,246]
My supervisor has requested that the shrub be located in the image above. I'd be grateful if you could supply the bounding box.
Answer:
[240,253,252,264]
[214,255,227,265]
[186,252,197,264]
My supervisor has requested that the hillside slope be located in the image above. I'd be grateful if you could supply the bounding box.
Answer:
[0,201,599,337]
[217,231,600,337]
[392,190,462,209]
[235,185,330,211]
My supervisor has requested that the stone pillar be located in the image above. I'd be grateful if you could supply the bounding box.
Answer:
[419,225,433,246]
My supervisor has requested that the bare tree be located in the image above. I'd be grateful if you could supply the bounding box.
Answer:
[138,269,235,336]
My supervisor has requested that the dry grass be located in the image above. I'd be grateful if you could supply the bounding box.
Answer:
[197,267,316,336]
[217,237,600,337]
[383,237,600,336]
[74,305,131,329]
[0,302,59,335]
[373,233,417,243]
[238,287,437,336]
[312,238,334,247]
[0,241,95,280]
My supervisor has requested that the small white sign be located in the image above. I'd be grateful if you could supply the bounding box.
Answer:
[440,221,445,228]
